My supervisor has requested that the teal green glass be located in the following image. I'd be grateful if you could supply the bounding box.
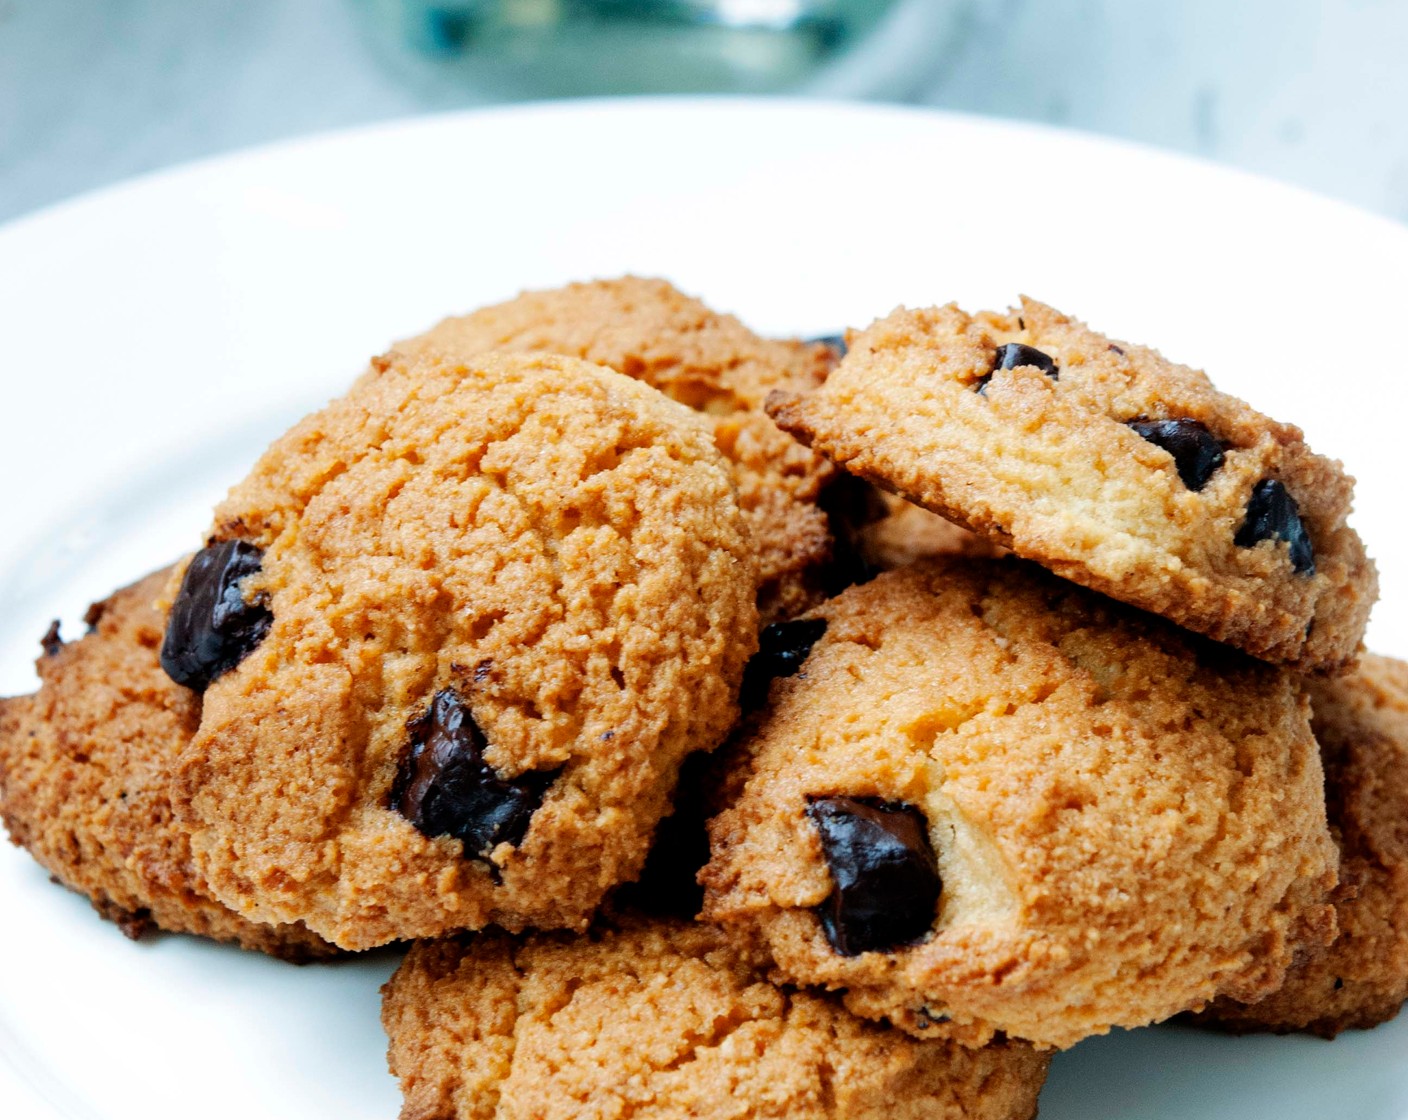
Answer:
[356,0,912,97]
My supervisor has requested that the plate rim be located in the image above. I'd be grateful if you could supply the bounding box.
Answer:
[3,95,1406,247]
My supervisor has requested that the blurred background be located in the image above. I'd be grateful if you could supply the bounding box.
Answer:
[2,0,1406,225]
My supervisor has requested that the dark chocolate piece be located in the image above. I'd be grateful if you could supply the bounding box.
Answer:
[40,621,63,658]
[1234,479,1315,575]
[159,540,272,691]
[740,618,828,712]
[392,688,557,861]
[975,342,1059,392]
[82,598,106,633]
[806,796,941,956]
[915,1006,952,1028]
[1127,417,1225,491]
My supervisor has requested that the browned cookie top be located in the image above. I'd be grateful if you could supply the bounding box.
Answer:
[702,558,1337,1049]
[767,299,1376,670]
[393,276,838,622]
[1204,652,1408,1036]
[0,569,333,960]
[382,917,1050,1120]
[172,350,759,950]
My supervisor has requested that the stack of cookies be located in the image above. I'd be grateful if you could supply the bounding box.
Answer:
[2,278,1404,1119]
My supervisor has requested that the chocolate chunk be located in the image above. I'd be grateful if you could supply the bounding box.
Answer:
[807,796,941,956]
[740,618,828,711]
[810,333,848,358]
[916,1006,952,1028]
[1235,479,1315,575]
[160,540,272,691]
[1127,417,1225,491]
[392,688,557,861]
[40,620,63,658]
[976,342,1059,392]
[82,599,106,632]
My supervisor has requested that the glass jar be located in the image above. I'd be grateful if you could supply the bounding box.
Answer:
[354,0,965,99]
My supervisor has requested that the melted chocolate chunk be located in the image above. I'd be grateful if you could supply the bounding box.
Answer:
[160,540,272,691]
[392,688,557,861]
[1127,417,1225,491]
[975,343,1059,393]
[40,620,63,658]
[807,796,941,956]
[810,333,848,358]
[1234,479,1315,575]
[740,618,828,711]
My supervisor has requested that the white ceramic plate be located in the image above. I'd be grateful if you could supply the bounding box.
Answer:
[0,99,1405,1120]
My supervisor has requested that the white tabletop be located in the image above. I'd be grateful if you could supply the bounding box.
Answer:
[3,0,1406,225]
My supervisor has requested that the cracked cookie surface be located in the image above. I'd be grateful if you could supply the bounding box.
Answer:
[1203,652,1408,1036]
[701,559,1337,1049]
[173,350,758,949]
[766,299,1376,670]
[382,917,1050,1120]
[394,276,836,622]
[0,569,333,960]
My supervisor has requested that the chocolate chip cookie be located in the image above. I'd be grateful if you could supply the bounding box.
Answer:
[0,568,334,960]
[1203,653,1408,1037]
[392,276,837,622]
[382,917,1050,1120]
[701,559,1338,1049]
[766,299,1376,671]
[854,492,1001,573]
[171,350,759,950]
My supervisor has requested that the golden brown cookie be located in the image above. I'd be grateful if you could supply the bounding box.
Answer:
[393,276,837,622]
[170,350,759,950]
[701,559,1338,1050]
[855,492,1002,572]
[1203,653,1408,1037]
[767,299,1376,671]
[0,569,333,960]
[381,917,1050,1120]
